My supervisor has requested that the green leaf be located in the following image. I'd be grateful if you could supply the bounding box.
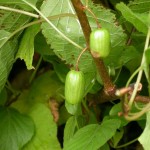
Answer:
[145,48,150,64]
[0,0,38,11]
[63,119,121,150]
[12,71,63,113]
[23,103,61,150]
[52,62,69,83]
[58,104,71,125]
[63,116,77,147]
[34,32,54,56]
[109,103,128,127]
[0,6,31,33]
[63,116,87,148]
[139,111,150,150]
[0,41,17,92]
[112,128,124,147]
[116,2,148,34]
[65,101,82,115]
[0,106,34,150]
[0,88,7,105]
[16,24,40,70]
[99,143,110,150]
[11,72,63,149]
[129,0,150,13]
[0,30,10,46]
[120,46,141,72]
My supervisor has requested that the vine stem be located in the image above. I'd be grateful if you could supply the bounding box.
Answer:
[22,0,83,50]
[0,13,76,48]
[112,137,138,149]
[128,28,150,108]
[125,101,150,121]
[0,6,39,18]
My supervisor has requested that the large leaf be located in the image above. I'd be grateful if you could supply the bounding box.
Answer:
[23,103,61,150]
[0,30,10,45]
[0,0,38,11]
[12,71,63,113]
[128,0,150,13]
[16,24,40,70]
[139,111,150,150]
[0,106,34,150]
[0,40,17,92]
[116,2,148,34]
[0,6,31,33]
[12,71,63,149]
[63,119,121,150]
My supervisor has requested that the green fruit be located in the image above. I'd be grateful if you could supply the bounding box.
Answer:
[65,70,85,104]
[90,28,110,58]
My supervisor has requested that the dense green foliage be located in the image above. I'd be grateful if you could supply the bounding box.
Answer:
[0,0,150,150]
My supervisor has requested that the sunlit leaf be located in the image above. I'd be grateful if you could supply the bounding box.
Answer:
[23,103,61,150]
[63,119,121,150]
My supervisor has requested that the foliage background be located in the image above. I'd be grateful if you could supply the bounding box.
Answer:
[0,0,150,150]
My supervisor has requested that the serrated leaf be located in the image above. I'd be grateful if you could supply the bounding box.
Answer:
[116,2,148,34]
[0,6,31,33]
[0,106,34,150]
[0,41,17,92]
[139,111,150,150]
[34,32,54,56]
[128,0,150,13]
[23,103,61,150]
[0,0,38,11]
[63,119,121,150]
[16,24,40,69]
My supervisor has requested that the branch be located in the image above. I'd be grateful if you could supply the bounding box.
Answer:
[71,0,116,103]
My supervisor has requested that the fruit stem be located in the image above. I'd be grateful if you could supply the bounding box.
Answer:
[83,6,101,28]
[75,47,88,71]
